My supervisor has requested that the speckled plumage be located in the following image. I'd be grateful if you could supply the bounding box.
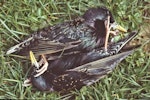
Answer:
[27,31,140,92]
[30,49,136,93]
[6,7,116,56]
[43,31,139,75]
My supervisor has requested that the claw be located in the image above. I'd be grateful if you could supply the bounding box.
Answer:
[38,58,44,66]
[34,55,48,77]
[34,62,48,77]
[30,51,48,77]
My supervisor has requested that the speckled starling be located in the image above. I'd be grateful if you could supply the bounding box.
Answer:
[23,48,136,93]
[7,7,126,57]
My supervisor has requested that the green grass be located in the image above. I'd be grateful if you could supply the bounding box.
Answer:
[0,0,150,99]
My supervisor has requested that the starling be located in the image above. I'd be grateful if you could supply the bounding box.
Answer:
[33,31,139,76]
[6,7,126,56]
[23,48,136,93]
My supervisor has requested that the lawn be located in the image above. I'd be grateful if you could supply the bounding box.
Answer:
[0,0,150,99]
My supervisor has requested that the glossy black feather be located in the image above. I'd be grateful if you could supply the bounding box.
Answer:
[45,31,138,75]
[30,49,136,92]
[29,31,139,92]
[6,7,114,56]
[83,6,114,27]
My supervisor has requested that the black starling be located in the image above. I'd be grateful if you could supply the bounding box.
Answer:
[6,7,126,56]
[23,48,136,93]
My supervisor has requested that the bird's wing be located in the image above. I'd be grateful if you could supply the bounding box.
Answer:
[6,37,82,57]
[70,48,135,72]
[60,47,138,89]
[78,48,137,86]
[20,39,81,56]
[6,18,86,57]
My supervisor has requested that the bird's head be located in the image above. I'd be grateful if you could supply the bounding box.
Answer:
[83,7,113,28]
[83,6,127,33]
[83,7,127,51]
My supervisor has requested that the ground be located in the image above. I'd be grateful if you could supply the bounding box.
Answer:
[0,0,150,99]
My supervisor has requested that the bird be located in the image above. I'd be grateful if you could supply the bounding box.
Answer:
[30,31,139,77]
[24,31,139,91]
[6,7,126,57]
[23,47,137,93]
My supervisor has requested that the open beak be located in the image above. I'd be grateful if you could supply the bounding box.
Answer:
[111,23,127,33]
[29,51,39,69]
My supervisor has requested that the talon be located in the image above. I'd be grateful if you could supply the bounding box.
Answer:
[34,54,48,77]
[34,61,48,77]
[38,58,44,66]
[30,51,48,77]
[22,78,32,87]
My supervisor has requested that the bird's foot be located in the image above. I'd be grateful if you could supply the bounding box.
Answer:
[34,55,48,77]
[38,58,44,66]
[34,61,48,77]
[29,51,49,77]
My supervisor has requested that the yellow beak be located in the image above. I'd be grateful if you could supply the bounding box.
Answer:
[29,51,39,68]
[115,25,127,32]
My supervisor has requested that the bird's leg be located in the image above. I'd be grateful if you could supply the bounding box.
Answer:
[34,55,48,77]
[104,16,110,52]
[22,78,32,87]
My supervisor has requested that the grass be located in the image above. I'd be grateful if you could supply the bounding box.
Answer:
[0,0,150,99]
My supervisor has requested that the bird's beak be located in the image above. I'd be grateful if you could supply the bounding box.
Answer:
[115,25,127,32]
[29,51,39,69]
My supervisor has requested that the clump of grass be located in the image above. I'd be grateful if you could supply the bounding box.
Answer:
[0,0,149,99]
